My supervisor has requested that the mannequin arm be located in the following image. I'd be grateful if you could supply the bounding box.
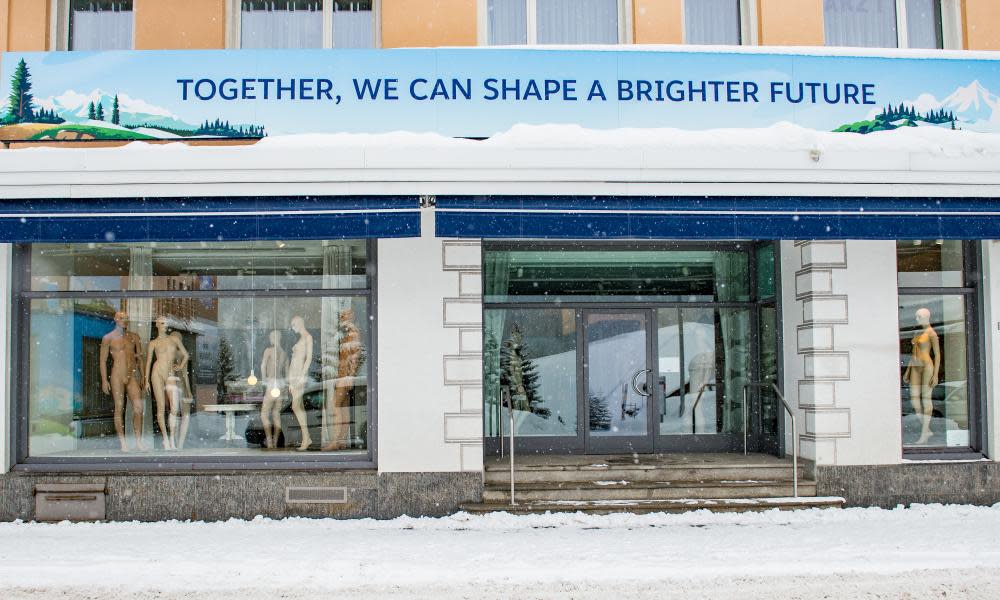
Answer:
[144,343,154,390]
[99,340,110,394]
[930,330,941,385]
[260,348,270,378]
[303,335,314,379]
[175,338,189,370]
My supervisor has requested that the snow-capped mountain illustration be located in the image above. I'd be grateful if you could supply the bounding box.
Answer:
[34,89,194,130]
[871,80,1000,132]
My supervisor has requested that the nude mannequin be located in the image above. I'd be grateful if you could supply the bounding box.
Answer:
[260,330,288,449]
[288,316,314,451]
[145,317,189,450]
[322,308,362,452]
[100,311,146,452]
[903,307,940,444]
[169,331,194,449]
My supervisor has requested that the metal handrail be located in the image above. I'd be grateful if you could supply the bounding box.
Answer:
[499,388,516,506]
[744,382,799,498]
[690,383,716,434]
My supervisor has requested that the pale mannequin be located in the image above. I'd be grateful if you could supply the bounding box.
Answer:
[169,331,194,449]
[260,329,288,449]
[288,316,314,451]
[100,311,146,452]
[145,316,189,450]
[903,307,940,444]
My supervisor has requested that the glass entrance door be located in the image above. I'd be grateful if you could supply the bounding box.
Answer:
[583,310,654,453]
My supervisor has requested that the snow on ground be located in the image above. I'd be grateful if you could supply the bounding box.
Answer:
[1,504,999,599]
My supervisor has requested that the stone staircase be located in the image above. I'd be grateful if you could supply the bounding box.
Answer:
[461,453,844,515]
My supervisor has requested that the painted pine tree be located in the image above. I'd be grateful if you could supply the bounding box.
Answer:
[111,95,120,125]
[87,101,96,120]
[499,323,550,418]
[5,58,35,123]
[96,102,105,121]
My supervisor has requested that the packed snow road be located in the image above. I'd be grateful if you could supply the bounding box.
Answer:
[2,504,999,599]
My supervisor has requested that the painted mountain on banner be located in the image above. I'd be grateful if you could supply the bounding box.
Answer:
[893,80,1000,131]
[35,89,194,130]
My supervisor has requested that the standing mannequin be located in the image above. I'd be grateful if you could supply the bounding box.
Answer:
[145,316,189,450]
[904,307,940,444]
[260,330,288,449]
[170,331,194,449]
[100,311,146,452]
[288,316,314,451]
[322,308,362,451]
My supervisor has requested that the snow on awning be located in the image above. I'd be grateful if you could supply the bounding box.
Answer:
[435,196,1000,240]
[0,196,420,243]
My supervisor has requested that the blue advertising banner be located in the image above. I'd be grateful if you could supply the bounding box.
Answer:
[1,48,998,142]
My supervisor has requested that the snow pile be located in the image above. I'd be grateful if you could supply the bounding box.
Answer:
[1,504,999,599]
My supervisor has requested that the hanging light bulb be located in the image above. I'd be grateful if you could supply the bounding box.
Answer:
[247,370,258,387]
[270,386,281,398]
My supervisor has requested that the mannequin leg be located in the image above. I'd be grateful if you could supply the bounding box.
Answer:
[166,380,180,450]
[271,396,283,448]
[290,383,312,451]
[111,379,128,452]
[918,367,935,444]
[322,385,350,451]
[261,396,275,449]
[126,377,146,451]
[178,399,191,450]
[151,373,173,450]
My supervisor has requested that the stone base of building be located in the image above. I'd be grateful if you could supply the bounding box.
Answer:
[816,463,1000,507]
[0,471,483,522]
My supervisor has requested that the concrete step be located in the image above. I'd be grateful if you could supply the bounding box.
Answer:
[461,496,846,515]
[485,464,806,485]
[482,480,817,503]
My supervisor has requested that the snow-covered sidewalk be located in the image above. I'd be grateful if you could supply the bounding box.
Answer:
[2,504,999,599]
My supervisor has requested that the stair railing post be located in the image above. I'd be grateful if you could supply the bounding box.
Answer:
[507,390,516,507]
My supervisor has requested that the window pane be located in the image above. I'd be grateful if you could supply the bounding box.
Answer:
[30,240,368,292]
[70,0,134,51]
[333,0,374,48]
[756,244,775,300]
[28,295,369,457]
[241,0,323,49]
[824,0,898,48]
[488,0,528,45]
[484,248,750,303]
[896,240,965,288]
[905,0,942,49]
[685,0,741,45]
[536,0,618,44]
[898,294,970,449]
[484,308,578,437]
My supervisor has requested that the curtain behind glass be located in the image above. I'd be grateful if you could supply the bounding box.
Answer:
[321,243,352,444]
[537,0,618,44]
[484,252,511,437]
[242,0,323,49]
[824,0,897,47]
[70,1,134,51]
[905,0,942,48]
[126,247,154,446]
[488,0,528,45]
[685,0,741,45]
[333,1,374,48]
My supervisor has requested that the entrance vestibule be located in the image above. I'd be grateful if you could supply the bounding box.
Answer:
[483,242,781,456]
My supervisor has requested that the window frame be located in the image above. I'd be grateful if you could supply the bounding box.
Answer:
[226,0,381,49]
[52,0,136,52]
[896,240,985,459]
[822,0,962,50]
[9,239,379,471]
[478,0,634,46]
[681,0,758,46]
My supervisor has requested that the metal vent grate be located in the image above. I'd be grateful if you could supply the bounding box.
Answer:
[285,486,348,504]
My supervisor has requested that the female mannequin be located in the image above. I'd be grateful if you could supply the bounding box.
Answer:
[903,307,940,444]
[145,317,189,450]
[288,316,314,451]
[260,330,288,449]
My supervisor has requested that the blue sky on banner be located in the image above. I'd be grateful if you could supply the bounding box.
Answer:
[2,48,999,137]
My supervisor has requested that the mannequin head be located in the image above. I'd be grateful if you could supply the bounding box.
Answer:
[290,315,305,334]
[113,311,128,329]
[915,308,931,327]
[339,307,355,324]
[155,316,169,336]
[269,330,282,345]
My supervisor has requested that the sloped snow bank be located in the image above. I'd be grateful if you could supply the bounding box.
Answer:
[1,504,999,599]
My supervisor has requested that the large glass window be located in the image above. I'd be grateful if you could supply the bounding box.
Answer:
[486,0,620,45]
[685,0,741,45]
[69,0,134,51]
[823,0,943,48]
[22,240,372,460]
[239,0,376,48]
[897,240,976,451]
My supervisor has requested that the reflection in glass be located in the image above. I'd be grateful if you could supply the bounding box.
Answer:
[484,309,577,437]
[896,240,965,288]
[585,312,648,438]
[899,295,969,448]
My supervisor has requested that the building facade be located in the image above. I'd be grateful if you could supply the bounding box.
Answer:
[1,1,1000,521]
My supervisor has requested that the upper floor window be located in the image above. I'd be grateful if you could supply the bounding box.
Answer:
[824,0,943,49]
[486,0,624,45]
[684,0,743,45]
[237,0,376,49]
[68,0,134,50]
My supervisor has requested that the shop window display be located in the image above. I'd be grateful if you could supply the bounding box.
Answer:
[23,241,371,459]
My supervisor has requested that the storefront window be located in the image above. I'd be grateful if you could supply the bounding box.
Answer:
[897,241,975,450]
[23,241,371,459]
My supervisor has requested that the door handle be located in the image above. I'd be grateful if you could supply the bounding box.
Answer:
[630,369,652,397]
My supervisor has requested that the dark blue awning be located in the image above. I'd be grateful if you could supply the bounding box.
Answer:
[435,196,1000,240]
[0,196,420,242]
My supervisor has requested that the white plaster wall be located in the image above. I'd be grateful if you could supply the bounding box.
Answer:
[0,244,11,473]
[982,241,999,460]
[376,211,484,473]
